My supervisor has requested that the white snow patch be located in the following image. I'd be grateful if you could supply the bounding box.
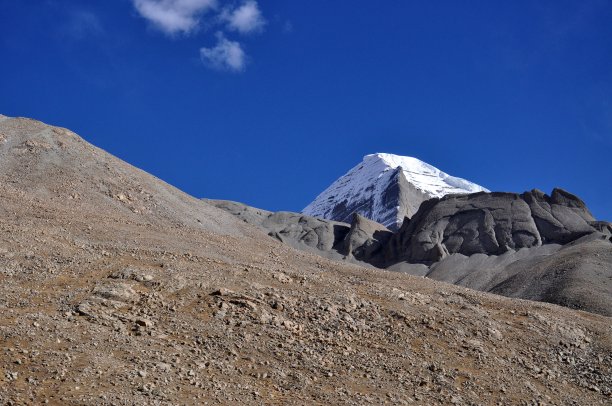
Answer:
[302,153,489,228]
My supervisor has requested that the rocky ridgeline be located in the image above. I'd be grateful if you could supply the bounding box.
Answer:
[302,153,489,230]
[211,188,612,316]
[204,199,394,264]
[383,188,604,264]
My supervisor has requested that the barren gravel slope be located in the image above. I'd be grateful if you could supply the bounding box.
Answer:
[0,116,248,236]
[0,117,610,405]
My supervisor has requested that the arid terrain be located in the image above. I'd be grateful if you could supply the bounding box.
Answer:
[0,115,610,405]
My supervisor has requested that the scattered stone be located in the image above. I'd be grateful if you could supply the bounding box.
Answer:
[135,318,153,328]
[211,288,234,296]
[92,282,137,303]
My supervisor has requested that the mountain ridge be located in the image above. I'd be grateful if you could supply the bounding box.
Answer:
[302,152,488,230]
[1,115,611,404]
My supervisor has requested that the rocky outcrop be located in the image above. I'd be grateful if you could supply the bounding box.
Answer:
[522,188,596,243]
[375,188,612,316]
[590,221,612,239]
[383,189,599,264]
[210,189,611,316]
[339,213,393,263]
[264,212,349,252]
[204,200,351,255]
[207,201,396,265]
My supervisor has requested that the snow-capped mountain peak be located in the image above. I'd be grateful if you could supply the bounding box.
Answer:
[302,153,489,230]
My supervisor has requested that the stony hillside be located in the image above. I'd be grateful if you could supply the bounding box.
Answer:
[214,192,612,317]
[0,115,246,236]
[0,116,610,405]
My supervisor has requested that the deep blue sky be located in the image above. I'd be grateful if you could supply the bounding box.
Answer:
[1,1,611,220]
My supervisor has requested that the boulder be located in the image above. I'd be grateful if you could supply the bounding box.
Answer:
[521,188,595,244]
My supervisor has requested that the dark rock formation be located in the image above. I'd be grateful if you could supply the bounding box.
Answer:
[339,213,393,263]
[383,189,599,265]
[522,188,596,244]
[209,189,611,317]
[208,201,394,266]
[203,200,351,256]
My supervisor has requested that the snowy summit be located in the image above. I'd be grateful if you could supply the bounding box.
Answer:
[302,153,489,230]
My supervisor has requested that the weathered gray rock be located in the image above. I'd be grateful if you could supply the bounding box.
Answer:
[339,213,392,263]
[590,221,612,235]
[208,192,612,317]
[488,234,612,316]
[92,282,138,303]
[264,211,349,252]
[521,189,595,244]
[207,200,394,265]
[204,200,350,255]
[384,189,599,264]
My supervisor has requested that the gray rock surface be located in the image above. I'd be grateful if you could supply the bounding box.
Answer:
[425,244,563,290]
[522,188,596,244]
[207,201,396,267]
[488,234,612,316]
[211,191,611,317]
[339,213,393,264]
[204,199,350,258]
[415,234,611,317]
[590,220,612,238]
[376,190,611,316]
[384,189,599,264]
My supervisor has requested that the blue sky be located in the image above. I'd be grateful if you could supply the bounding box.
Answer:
[1,0,611,220]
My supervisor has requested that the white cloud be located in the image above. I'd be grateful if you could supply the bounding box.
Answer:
[223,1,265,34]
[200,33,246,72]
[132,0,217,35]
[131,0,266,72]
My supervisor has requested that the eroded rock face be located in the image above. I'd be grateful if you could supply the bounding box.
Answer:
[385,188,598,264]
[264,212,349,252]
[208,193,612,317]
[339,213,393,263]
[206,201,394,264]
[522,189,595,244]
[204,200,351,253]
[590,221,612,239]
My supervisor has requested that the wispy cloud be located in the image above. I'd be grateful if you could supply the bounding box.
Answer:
[222,1,266,34]
[132,0,217,35]
[200,32,246,72]
[131,0,267,72]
